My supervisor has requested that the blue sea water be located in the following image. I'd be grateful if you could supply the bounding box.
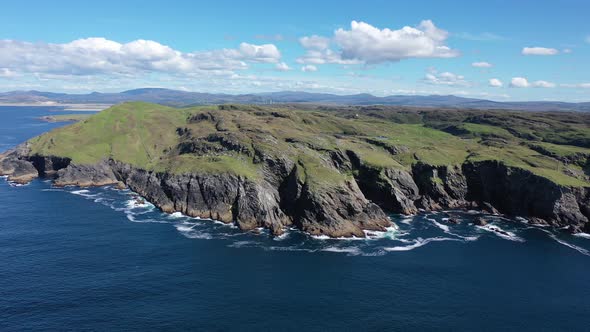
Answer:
[1,106,589,331]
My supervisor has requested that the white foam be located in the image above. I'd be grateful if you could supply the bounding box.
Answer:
[431,219,450,232]
[180,231,213,240]
[574,233,590,240]
[399,218,413,225]
[273,231,290,241]
[477,224,525,242]
[321,246,361,255]
[384,237,461,252]
[550,235,590,256]
[168,212,186,219]
[174,223,200,232]
[124,198,153,210]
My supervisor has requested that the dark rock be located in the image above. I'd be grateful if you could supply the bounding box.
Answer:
[481,202,500,215]
[473,217,488,226]
[447,217,461,224]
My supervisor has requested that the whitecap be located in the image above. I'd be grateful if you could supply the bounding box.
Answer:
[549,234,590,256]
[398,218,413,225]
[477,224,525,242]
[174,223,200,232]
[168,212,186,219]
[431,219,450,232]
[273,231,290,241]
[321,246,361,255]
[384,237,461,252]
[574,233,590,240]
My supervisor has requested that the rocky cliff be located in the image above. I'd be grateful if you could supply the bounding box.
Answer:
[2,102,589,237]
[1,143,588,236]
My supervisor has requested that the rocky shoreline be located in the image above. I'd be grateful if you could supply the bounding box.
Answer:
[2,143,589,237]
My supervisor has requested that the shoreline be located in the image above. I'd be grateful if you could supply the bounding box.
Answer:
[0,102,111,111]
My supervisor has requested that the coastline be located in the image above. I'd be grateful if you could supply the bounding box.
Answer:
[0,102,111,111]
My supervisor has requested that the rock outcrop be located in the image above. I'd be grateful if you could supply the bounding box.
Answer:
[1,146,589,236]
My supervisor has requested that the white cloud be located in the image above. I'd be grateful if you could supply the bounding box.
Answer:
[563,48,572,54]
[237,43,281,63]
[301,65,318,72]
[510,77,555,88]
[522,47,559,55]
[296,49,359,65]
[0,38,282,76]
[489,78,503,87]
[299,35,330,50]
[297,20,459,65]
[472,61,493,68]
[424,69,468,86]
[586,36,590,44]
[532,80,556,88]
[510,77,530,88]
[275,62,291,71]
[335,20,459,63]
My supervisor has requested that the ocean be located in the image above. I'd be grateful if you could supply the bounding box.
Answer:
[1,106,589,331]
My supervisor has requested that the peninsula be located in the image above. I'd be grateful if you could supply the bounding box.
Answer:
[1,102,589,237]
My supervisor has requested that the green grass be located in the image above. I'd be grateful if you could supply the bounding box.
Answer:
[26,102,590,187]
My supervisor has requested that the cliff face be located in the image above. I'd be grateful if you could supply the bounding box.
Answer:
[2,145,589,236]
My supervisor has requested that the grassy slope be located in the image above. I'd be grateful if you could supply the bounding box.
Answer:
[28,102,590,187]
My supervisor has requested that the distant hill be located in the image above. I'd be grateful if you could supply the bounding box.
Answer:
[0,88,589,112]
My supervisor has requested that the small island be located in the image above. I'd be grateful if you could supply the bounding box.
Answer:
[2,102,589,237]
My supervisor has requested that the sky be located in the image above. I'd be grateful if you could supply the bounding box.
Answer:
[1,0,589,101]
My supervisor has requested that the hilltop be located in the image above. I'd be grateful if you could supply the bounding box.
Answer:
[1,102,589,236]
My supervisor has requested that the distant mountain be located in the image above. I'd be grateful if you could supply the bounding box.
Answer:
[0,88,589,112]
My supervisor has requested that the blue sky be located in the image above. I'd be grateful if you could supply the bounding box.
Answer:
[1,0,589,101]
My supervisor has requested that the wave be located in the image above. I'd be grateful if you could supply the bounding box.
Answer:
[549,234,590,256]
[429,218,450,232]
[476,224,525,242]
[573,233,590,240]
[384,237,461,252]
[321,246,361,255]
[398,218,413,225]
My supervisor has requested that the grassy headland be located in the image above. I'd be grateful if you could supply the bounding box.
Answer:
[27,102,590,187]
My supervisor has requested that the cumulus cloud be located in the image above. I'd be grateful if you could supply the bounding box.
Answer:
[0,38,282,77]
[275,62,291,71]
[522,47,559,55]
[301,65,318,72]
[489,78,503,87]
[510,77,555,88]
[237,43,281,63]
[510,77,530,88]
[424,69,468,86]
[297,20,459,65]
[472,61,493,68]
